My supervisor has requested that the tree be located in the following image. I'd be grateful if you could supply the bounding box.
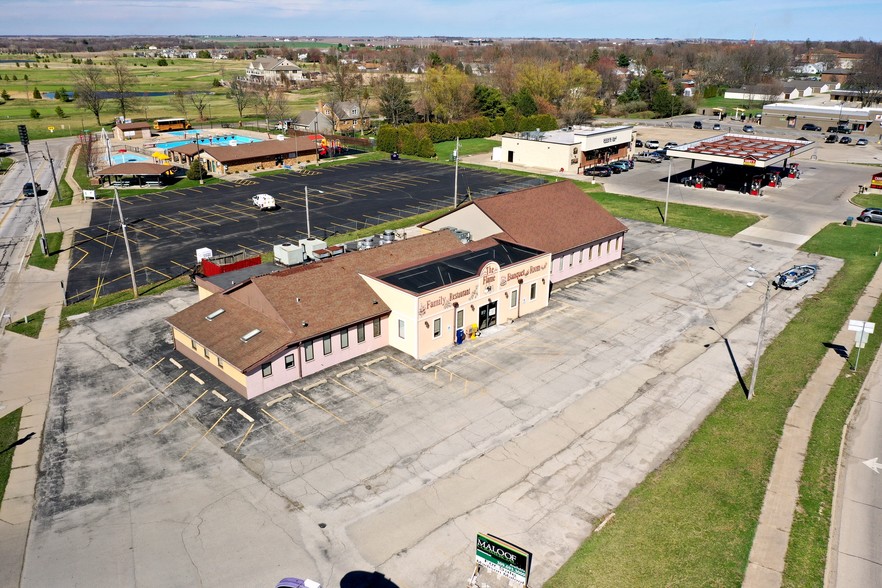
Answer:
[169,90,188,117]
[108,55,140,120]
[421,65,474,123]
[617,53,630,67]
[511,88,538,116]
[56,87,68,101]
[227,80,252,119]
[253,85,288,127]
[473,85,507,118]
[0,89,9,101]
[196,50,212,59]
[377,75,415,125]
[156,58,168,67]
[189,93,210,121]
[847,43,882,106]
[55,106,65,118]
[559,66,602,125]
[186,157,206,181]
[32,87,41,99]
[30,108,40,119]
[73,63,106,124]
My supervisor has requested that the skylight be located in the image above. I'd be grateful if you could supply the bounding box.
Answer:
[240,328,261,342]
[205,308,225,321]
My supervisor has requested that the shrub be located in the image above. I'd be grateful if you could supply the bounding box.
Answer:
[30,109,40,119]
[186,158,206,180]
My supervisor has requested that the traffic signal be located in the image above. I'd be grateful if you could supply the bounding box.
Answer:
[17,124,29,147]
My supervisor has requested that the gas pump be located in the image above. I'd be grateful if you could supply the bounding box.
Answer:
[750,177,762,196]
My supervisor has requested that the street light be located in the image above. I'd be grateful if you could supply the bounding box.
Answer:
[304,186,323,238]
[194,131,203,184]
[747,266,772,401]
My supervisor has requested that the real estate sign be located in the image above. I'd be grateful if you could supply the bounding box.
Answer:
[475,532,531,585]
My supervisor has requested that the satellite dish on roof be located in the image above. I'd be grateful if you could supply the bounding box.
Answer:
[276,134,286,141]
[228,140,238,147]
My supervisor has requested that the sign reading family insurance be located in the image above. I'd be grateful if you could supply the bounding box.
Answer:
[475,532,532,585]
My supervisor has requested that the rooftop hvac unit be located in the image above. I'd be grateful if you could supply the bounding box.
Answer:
[299,238,327,261]
[196,247,213,263]
[274,242,304,266]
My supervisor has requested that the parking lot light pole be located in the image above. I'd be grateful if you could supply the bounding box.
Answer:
[304,186,323,239]
[663,158,673,224]
[747,266,771,400]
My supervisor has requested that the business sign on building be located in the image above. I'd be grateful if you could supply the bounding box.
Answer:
[475,532,532,585]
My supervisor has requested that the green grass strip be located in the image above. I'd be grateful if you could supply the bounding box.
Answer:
[27,232,63,271]
[546,223,880,587]
[0,407,23,507]
[4,309,46,339]
[59,276,189,330]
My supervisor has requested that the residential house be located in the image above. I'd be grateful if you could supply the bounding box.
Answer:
[318,100,368,134]
[246,57,305,86]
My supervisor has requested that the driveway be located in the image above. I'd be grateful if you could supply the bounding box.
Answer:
[23,221,840,587]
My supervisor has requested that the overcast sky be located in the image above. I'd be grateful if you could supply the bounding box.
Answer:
[5,0,880,42]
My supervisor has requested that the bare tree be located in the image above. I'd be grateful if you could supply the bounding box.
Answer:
[108,55,140,120]
[169,90,188,117]
[847,44,882,106]
[189,93,209,121]
[228,79,252,119]
[73,63,106,124]
[252,85,288,129]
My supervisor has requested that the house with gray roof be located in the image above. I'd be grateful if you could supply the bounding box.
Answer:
[246,57,305,85]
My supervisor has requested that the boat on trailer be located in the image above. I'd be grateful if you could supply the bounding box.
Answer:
[775,264,818,289]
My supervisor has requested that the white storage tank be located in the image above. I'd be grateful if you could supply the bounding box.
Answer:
[274,243,304,266]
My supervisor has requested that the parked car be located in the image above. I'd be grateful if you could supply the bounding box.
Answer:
[857,138,869,146]
[839,136,852,144]
[858,208,882,223]
[22,182,40,197]
[0,142,13,152]
[801,123,822,131]
[827,126,839,133]
[693,121,703,129]
[664,141,678,149]
[634,139,643,148]
[838,126,852,134]
[252,193,277,210]
[634,152,663,163]
[644,140,660,149]
[651,149,671,160]
[583,166,612,177]
[712,123,721,130]
[607,161,630,172]
[825,134,838,143]
[742,124,755,133]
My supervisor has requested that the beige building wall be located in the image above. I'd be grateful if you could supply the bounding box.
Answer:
[172,327,247,393]
[422,206,502,241]
[500,137,579,173]
[361,275,420,358]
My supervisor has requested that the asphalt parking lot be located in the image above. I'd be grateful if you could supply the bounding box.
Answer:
[65,159,544,303]
[24,220,841,587]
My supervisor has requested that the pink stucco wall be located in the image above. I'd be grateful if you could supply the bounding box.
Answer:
[550,235,624,283]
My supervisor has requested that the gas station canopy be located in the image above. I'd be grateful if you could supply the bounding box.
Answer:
[665,133,814,168]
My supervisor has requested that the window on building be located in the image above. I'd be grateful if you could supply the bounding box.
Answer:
[203,348,210,359]
[357,322,365,343]
[373,317,381,337]
[530,282,537,300]
[304,341,314,362]
[217,357,224,368]
[398,319,405,339]
[589,246,593,260]
[607,240,611,254]
[323,334,332,355]
[284,354,295,369]
[261,362,272,378]
[510,289,517,308]
[616,237,621,250]
[569,254,573,267]
[191,338,197,350]
[456,309,464,329]
[340,329,349,348]
[433,318,441,338]
[559,257,564,271]
[579,249,584,263]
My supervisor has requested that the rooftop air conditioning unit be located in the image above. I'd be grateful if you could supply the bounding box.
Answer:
[299,238,327,261]
[196,247,213,263]
[274,242,304,266]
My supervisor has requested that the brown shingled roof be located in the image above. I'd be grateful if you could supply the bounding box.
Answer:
[472,181,628,254]
[115,122,151,130]
[167,231,464,372]
[168,136,319,164]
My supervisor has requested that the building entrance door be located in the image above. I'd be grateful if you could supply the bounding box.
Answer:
[478,301,497,330]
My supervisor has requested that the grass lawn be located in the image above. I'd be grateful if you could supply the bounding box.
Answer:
[0,156,12,173]
[5,309,46,339]
[435,138,501,161]
[0,408,23,507]
[27,232,63,270]
[546,222,882,587]
[852,191,882,210]
[697,96,766,117]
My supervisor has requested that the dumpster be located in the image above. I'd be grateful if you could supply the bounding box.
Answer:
[455,328,465,345]
[845,216,854,226]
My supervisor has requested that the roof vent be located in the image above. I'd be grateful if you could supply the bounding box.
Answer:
[296,297,301,303]
[205,308,225,321]
[301,321,308,327]
[240,328,261,342]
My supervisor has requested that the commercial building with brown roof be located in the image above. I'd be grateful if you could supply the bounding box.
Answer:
[166,182,624,399]
[167,136,320,175]
[422,180,628,284]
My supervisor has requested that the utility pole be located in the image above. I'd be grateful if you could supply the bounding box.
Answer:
[747,267,771,400]
[453,136,460,208]
[45,142,61,203]
[19,125,47,255]
[114,189,138,298]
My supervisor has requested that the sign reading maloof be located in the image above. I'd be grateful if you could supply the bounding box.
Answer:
[475,532,532,584]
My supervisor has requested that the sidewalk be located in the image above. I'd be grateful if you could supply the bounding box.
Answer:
[742,262,882,586]
[0,147,92,588]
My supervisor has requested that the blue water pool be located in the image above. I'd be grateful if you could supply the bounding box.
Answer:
[110,152,153,165]
[155,133,261,150]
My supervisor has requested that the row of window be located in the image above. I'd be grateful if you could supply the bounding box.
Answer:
[261,317,382,378]
[558,238,621,271]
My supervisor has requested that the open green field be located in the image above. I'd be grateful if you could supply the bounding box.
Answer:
[547,222,881,587]
[0,53,326,143]
[697,96,767,117]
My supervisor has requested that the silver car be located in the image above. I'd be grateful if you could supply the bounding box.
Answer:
[858,208,882,223]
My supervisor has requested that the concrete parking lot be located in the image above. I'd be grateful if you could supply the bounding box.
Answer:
[66,159,543,302]
[24,220,840,587]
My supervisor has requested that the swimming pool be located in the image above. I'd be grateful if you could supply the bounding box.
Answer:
[110,152,153,165]
[155,134,262,150]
